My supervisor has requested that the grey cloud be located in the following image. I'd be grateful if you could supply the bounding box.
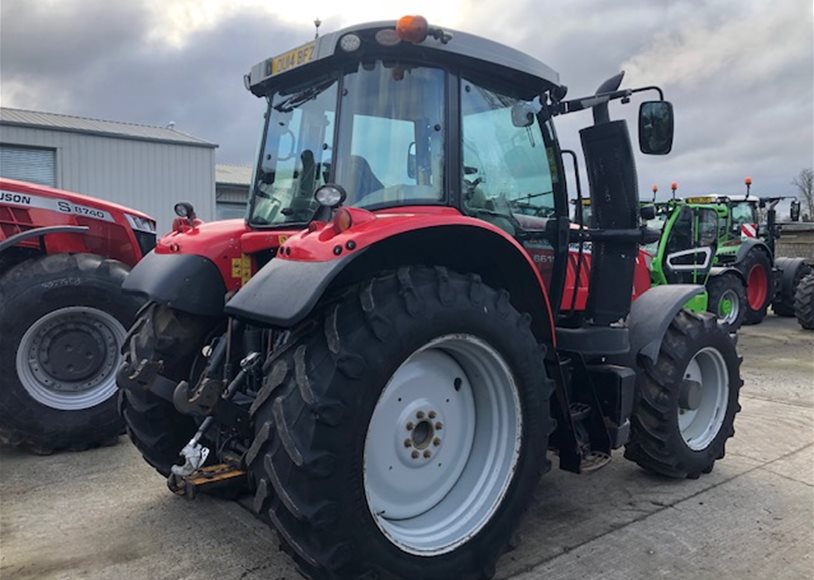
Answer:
[1,0,306,164]
[2,0,812,198]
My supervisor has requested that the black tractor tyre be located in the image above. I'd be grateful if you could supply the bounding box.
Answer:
[772,258,811,317]
[0,253,140,454]
[118,303,218,476]
[625,310,742,479]
[738,248,772,325]
[794,273,814,330]
[247,266,553,580]
[705,273,746,332]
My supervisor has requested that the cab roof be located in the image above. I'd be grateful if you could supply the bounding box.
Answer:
[247,20,561,97]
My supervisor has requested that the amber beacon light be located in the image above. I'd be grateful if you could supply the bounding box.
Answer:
[396,15,429,43]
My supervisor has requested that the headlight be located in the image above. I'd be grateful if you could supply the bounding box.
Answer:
[125,213,156,233]
[314,184,347,208]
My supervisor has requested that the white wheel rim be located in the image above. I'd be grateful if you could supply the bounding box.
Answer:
[678,346,729,451]
[16,306,126,411]
[363,334,522,556]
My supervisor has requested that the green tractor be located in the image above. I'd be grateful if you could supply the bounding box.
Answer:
[681,177,810,325]
[642,196,747,330]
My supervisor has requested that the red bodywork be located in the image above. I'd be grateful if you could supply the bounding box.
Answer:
[275,205,651,313]
[0,178,154,267]
[156,219,299,292]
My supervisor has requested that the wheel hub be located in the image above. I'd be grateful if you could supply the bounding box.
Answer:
[37,324,107,384]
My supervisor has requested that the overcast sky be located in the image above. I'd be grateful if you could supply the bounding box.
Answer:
[1,0,812,201]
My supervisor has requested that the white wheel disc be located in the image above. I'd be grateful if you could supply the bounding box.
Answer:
[363,334,522,556]
[678,346,729,451]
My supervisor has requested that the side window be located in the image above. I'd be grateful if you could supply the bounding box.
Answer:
[696,208,718,247]
[460,79,555,219]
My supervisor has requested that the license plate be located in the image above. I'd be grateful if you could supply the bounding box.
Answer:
[269,42,316,76]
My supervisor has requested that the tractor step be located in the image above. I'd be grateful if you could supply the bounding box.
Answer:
[580,450,612,472]
[167,463,247,500]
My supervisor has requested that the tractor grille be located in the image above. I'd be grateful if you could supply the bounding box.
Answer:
[134,231,157,256]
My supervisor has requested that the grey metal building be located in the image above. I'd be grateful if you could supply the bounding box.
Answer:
[0,107,217,233]
[215,164,252,219]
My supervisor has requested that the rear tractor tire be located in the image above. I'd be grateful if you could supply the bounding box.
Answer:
[625,310,742,479]
[706,273,746,331]
[738,248,772,325]
[248,267,553,579]
[772,258,811,317]
[117,303,219,476]
[794,273,814,330]
[0,253,139,453]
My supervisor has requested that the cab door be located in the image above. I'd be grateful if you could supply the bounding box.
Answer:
[663,206,718,284]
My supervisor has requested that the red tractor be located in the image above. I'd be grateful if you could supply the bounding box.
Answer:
[0,178,155,452]
[118,17,742,579]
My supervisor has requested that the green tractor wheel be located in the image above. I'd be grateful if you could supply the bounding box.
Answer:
[706,274,746,331]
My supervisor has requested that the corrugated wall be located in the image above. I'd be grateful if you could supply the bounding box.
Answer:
[0,125,215,234]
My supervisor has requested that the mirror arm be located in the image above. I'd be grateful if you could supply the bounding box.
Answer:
[550,85,665,118]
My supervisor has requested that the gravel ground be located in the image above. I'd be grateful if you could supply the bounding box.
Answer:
[1,314,812,580]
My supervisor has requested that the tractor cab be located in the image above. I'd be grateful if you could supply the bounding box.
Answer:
[652,204,720,285]
[241,17,671,318]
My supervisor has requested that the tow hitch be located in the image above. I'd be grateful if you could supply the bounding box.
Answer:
[167,352,261,497]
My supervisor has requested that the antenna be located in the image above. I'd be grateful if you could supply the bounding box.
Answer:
[314,17,322,39]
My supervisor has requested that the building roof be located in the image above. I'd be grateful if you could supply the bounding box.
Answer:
[216,164,253,186]
[0,107,216,148]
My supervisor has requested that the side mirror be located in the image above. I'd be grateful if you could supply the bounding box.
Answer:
[511,102,536,128]
[638,101,674,155]
[407,142,416,179]
[791,199,801,222]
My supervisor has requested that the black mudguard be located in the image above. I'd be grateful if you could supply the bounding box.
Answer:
[614,284,705,367]
[708,266,746,283]
[224,253,356,327]
[122,251,227,317]
[774,257,811,304]
[733,238,771,264]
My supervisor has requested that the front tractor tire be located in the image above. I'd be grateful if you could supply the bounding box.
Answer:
[0,253,140,453]
[794,273,814,330]
[706,273,746,331]
[248,267,553,579]
[625,311,742,479]
[118,303,218,476]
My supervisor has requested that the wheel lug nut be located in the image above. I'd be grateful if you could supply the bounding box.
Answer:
[435,422,443,430]
[406,422,415,430]
[404,439,412,448]
[429,411,437,419]
[416,411,425,419]
[423,450,432,458]
[433,437,441,446]
[411,450,420,459]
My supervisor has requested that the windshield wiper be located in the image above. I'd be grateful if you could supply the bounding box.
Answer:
[274,79,335,113]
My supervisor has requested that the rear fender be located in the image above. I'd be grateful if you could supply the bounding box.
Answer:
[225,208,556,342]
[708,266,746,284]
[612,284,705,368]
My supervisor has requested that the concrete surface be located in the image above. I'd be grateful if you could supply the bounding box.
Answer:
[1,315,812,580]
